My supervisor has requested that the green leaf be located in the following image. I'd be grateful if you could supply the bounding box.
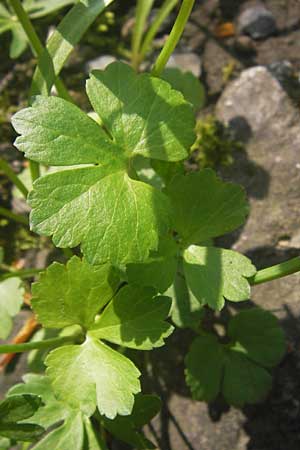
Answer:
[183,245,256,310]
[27,168,171,266]
[31,0,115,96]
[167,169,248,246]
[0,395,44,442]
[8,376,98,448]
[0,423,44,441]
[8,374,71,429]
[0,395,42,424]
[162,67,205,111]
[228,308,286,367]
[222,350,272,406]
[12,95,121,166]
[32,412,84,450]
[31,256,119,330]
[0,277,24,339]
[9,24,28,58]
[167,264,204,329]
[86,62,195,162]
[13,62,194,265]
[8,374,85,448]
[185,335,224,402]
[45,336,141,419]
[90,285,173,350]
[101,394,161,449]
[126,236,178,293]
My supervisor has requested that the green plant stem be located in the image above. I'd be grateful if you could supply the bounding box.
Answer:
[0,207,28,225]
[151,0,195,77]
[0,159,28,198]
[0,268,42,281]
[0,334,81,354]
[140,0,179,62]
[29,161,40,182]
[131,0,154,71]
[249,257,300,285]
[9,0,72,102]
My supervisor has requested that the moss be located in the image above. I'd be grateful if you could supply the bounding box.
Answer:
[191,115,243,170]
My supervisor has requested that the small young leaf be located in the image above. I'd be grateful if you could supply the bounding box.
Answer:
[31,256,119,330]
[228,308,286,367]
[0,395,42,424]
[185,335,224,402]
[162,67,205,111]
[86,62,195,162]
[0,277,24,339]
[222,350,272,406]
[89,285,173,349]
[45,336,141,419]
[101,394,161,449]
[183,245,256,310]
[126,236,178,293]
[167,169,248,246]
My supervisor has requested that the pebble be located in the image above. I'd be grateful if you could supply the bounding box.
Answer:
[85,55,116,73]
[237,5,277,40]
[166,52,202,77]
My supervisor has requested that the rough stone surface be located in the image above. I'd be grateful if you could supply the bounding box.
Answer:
[166,52,202,77]
[216,66,300,252]
[237,4,277,39]
[85,54,116,73]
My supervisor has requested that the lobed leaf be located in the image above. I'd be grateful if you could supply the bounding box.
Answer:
[185,309,284,406]
[185,335,224,402]
[183,245,256,310]
[28,168,171,266]
[12,95,121,166]
[86,62,195,162]
[162,67,205,111]
[222,350,272,406]
[90,285,173,350]
[167,169,249,246]
[126,236,178,293]
[101,394,161,449]
[7,374,107,449]
[31,256,119,330]
[228,308,286,367]
[45,336,141,419]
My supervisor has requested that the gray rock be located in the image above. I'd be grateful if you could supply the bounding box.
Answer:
[216,66,300,251]
[85,55,116,73]
[166,52,202,77]
[238,5,277,39]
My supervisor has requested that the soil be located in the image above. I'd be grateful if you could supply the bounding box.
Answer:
[1,1,300,449]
